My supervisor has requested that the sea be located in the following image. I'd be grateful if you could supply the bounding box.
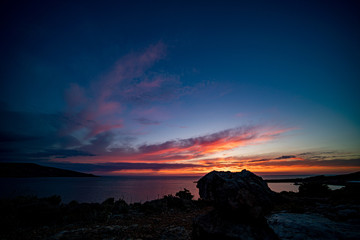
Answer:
[0,175,344,204]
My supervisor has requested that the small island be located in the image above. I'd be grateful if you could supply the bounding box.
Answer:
[265,171,360,185]
[0,163,97,178]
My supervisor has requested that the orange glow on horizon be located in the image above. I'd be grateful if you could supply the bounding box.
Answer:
[91,164,360,177]
[51,126,359,177]
[56,128,291,164]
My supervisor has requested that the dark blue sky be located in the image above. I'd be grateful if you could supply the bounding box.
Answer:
[0,0,359,175]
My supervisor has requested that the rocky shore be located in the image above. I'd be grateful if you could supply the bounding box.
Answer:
[1,170,359,240]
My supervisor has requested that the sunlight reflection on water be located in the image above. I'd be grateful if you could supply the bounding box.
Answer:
[267,182,299,192]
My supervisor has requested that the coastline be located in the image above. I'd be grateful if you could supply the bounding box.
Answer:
[1,170,359,239]
[1,180,359,239]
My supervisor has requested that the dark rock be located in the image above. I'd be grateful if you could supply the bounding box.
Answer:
[161,226,191,240]
[267,213,360,240]
[63,202,104,223]
[194,170,279,239]
[102,197,115,206]
[141,195,194,213]
[193,210,278,240]
[113,198,129,214]
[196,170,275,219]
[0,195,63,232]
[51,225,125,240]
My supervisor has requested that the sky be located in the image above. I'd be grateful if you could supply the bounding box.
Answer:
[0,0,359,176]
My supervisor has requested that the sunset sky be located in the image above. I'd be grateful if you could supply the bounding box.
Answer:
[1,0,359,176]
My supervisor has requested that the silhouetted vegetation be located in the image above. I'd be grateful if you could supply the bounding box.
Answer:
[0,190,206,240]
[176,188,194,200]
[298,182,331,196]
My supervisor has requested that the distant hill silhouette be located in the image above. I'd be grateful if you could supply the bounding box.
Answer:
[265,171,360,184]
[0,163,97,177]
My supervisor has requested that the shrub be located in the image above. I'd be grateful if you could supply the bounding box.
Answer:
[175,188,194,200]
[102,197,115,205]
[45,195,62,205]
[298,182,331,196]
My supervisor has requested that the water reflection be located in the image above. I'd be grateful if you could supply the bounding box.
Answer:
[0,177,200,203]
[267,182,345,193]
[0,177,346,203]
[267,182,299,193]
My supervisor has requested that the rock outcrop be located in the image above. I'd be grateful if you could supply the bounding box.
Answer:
[193,170,277,240]
[197,169,275,220]
[267,213,360,240]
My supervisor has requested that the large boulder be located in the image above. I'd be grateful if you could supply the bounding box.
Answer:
[196,170,275,219]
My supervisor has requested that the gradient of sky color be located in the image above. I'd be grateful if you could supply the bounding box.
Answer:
[1,0,359,175]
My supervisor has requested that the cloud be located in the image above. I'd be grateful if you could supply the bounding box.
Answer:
[2,42,241,174]
[188,152,360,174]
[0,109,92,162]
[3,106,355,175]
[30,149,95,159]
[63,42,190,140]
[119,75,184,103]
[47,162,202,173]
[9,41,356,175]
[136,126,261,158]
[59,125,289,164]
[274,155,297,160]
[246,158,360,168]
[296,151,352,160]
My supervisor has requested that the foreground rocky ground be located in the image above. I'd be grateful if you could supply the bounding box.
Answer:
[0,194,211,240]
[1,171,359,240]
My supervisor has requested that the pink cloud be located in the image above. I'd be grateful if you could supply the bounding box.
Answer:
[97,101,121,116]
[135,78,163,89]
[63,42,168,139]
[131,107,169,122]
[59,125,291,163]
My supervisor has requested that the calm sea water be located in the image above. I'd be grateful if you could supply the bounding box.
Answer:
[0,176,200,203]
[0,175,333,203]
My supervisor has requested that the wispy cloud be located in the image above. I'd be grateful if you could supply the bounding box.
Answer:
[2,41,358,175]
[246,158,360,167]
[2,105,357,175]
[48,162,202,174]
[63,42,185,139]
[133,126,287,160]
[191,151,360,175]
[0,108,86,162]
[57,125,290,164]
[29,149,95,159]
